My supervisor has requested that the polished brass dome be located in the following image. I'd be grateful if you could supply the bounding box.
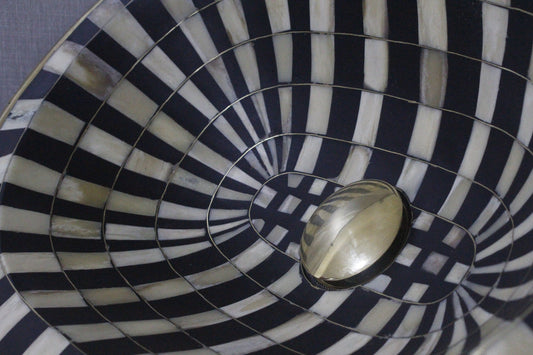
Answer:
[300,180,412,290]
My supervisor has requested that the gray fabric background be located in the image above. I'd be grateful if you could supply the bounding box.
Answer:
[0,0,98,112]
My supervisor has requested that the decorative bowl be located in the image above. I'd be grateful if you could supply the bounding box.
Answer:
[0,0,532,354]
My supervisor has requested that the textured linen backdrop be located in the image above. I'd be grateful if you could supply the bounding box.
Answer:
[0,1,97,111]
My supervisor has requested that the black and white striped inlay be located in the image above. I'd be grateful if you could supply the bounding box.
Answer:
[0,0,532,354]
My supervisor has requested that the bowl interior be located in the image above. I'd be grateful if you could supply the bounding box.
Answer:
[0,0,532,354]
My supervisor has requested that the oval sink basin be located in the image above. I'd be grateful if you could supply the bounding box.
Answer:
[0,1,532,354]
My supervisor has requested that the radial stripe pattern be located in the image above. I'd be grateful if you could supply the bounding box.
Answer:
[0,0,532,354]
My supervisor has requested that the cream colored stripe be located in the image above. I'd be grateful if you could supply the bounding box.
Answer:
[2,253,61,273]
[95,3,154,58]
[339,0,388,185]
[21,290,85,308]
[417,0,447,51]
[0,206,49,235]
[414,301,446,354]
[397,1,447,200]
[438,3,509,223]
[289,136,323,188]
[375,306,425,354]
[5,156,61,196]
[163,0,275,179]
[29,101,85,145]
[476,213,533,261]
[217,0,272,140]
[43,41,84,76]
[474,46,533,235]
[58,323,123,342]
[64,47,121,101]
[23,328,70,355]
[0,294,31,341]
[266,1,292,81]
[447,293,466,355]
[356,298,401,335]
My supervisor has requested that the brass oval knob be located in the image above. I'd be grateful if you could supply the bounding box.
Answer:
[300,180,412,290]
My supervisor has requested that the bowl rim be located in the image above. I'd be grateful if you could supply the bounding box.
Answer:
[0,0,105,127]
